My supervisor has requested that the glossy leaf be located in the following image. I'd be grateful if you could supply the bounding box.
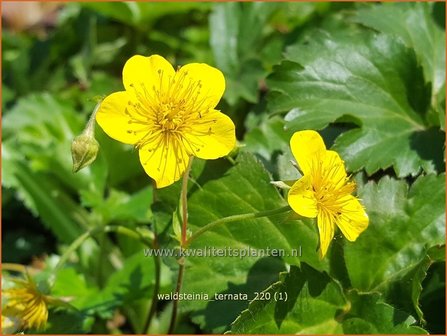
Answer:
[268,32,444,177]
[344,174,445,291]
[152,153,326,333]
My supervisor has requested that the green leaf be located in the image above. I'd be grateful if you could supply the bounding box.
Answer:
[342,291,427,334]
[229,266,427,334]
[384,245,445,324]
[268,31,444,177]
[52,268,96,308]
[79,252,155,319]
[355,3,445,99]
[229,264,348,334]
[33,309,94,334]
[243,115,293,161]
[344,174,445,292]
[3,93,107,196]
[81,2,209,28]
[153,153,327,333]
[81,186,153,224]
[210,2,280,104]
[4,161,85,244]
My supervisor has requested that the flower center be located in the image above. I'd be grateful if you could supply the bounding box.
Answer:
[158,102,184,131]
[126,68,212,151]
[310,155,355,213]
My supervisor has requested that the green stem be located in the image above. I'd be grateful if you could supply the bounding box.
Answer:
[168,158,193,333]
[141,234,161,334]
[186,205,292,246]
[54,229,97,273]
[96,231,107,288]
[55,225,154,273]
[84,101,101,137]
[181,157,193,246]
[168,257,185,334]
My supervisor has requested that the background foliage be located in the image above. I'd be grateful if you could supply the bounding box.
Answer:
[2,2,445,334]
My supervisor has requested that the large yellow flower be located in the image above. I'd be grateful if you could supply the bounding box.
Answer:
[96,55,236,188]
[2,276,49,331]
[287,130,369,258]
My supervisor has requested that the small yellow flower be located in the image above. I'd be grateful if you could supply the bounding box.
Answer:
[287,130,369,258]
[2,276,49,331]
[96,55,236,188]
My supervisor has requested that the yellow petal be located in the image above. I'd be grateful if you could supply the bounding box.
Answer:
[139,133,190,188]
[290,130,327,175]
[317,210,335,258]
[320,150,348,188]
[96,91,143,145]
[123,54,175,100]
[336,195,369,241]
[288,175,318,218]
[176,63,225,110]
[182,109,236,159]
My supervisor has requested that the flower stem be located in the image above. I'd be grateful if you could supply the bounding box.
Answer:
[141,234,161,334]
[55,229,96,273]
[181,157,193,246]
[169,158,193,333]
[168,257,185,334]
[185,205,292,246]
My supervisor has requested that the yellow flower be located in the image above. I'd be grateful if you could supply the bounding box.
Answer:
[2,276,49,331]
[287,130,369,258]
[96,55,236,188]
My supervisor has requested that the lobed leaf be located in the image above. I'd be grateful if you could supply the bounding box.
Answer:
[268,31,444,177]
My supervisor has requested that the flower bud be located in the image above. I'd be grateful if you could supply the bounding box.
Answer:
[71,133,99,173]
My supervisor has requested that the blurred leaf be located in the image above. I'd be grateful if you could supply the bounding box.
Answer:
[269,32,444,177]
[210,2,281,104]
[3,93,107,194]
[153,153,327,333]
[3,161,85,244]
[344,174,445,291]
[32,309,94,334]
[52,267,95,307]
[243,115,293,161]
[230,264,348,334]
[81,186,152,224]
[2,93,110,242]
[81,2,209,28]
[75,252,154,319]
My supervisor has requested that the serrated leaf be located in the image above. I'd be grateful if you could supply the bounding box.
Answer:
[152,153,326,333]
[268,31,444,177]
[355,2,445,98]
[342,291,427,334]
[344,174,445,292]
[229,264,348,334]
[384,245,445,324]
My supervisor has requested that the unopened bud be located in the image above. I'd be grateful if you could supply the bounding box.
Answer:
[71,101,101,173]
[71,133,99,173]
